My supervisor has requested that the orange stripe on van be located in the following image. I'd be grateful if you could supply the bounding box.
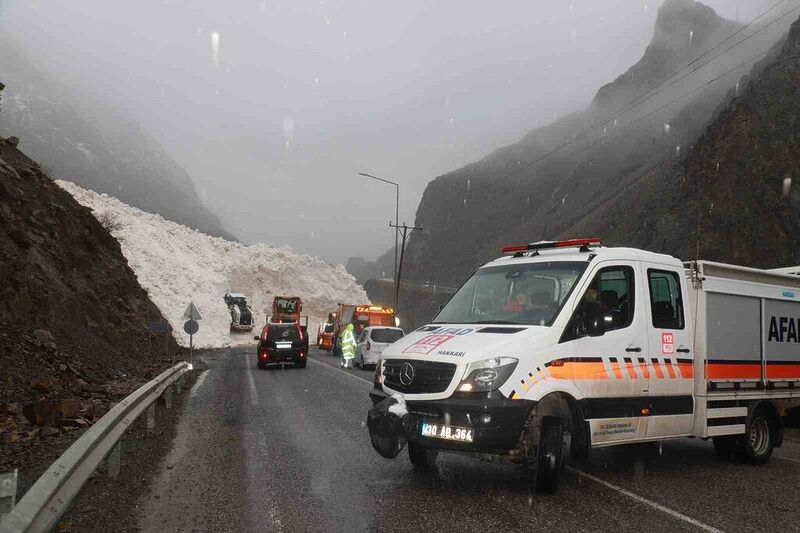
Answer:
[664,359,677,379]
[705,363,759,380]
[766,364,800,380]
[637,359,651,379]
[651,359,665,380]
[545,361,609,380]
[677,360,694,379]
[623,359,638,379]
[610,360,624,380]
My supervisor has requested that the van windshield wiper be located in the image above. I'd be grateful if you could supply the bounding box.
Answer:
[472,320,520,325]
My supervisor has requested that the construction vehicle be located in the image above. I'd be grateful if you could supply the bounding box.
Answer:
[317,313,335,351]
[270,295,309,351]
[332,304,395,355]
[271,295,303,323]
[368,237,800,493]
[224,292,255,332]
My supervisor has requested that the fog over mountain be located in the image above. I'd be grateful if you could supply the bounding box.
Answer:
[0,0,785,263]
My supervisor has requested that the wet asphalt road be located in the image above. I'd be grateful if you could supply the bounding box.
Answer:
[137,346,800,532]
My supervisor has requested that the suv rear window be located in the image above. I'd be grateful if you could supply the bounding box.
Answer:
[268,324,299,340]
[370,328,403,343]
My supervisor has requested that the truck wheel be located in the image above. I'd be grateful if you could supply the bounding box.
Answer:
[296,360,307,369]
[535,416,565,494]
[408,442,438,469]
[712,436,736,459]
[737,407,774,465]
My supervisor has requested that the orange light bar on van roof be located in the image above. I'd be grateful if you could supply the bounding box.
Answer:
[502,238,602,254]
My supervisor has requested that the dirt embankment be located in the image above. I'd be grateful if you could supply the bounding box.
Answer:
[0,138,179,481]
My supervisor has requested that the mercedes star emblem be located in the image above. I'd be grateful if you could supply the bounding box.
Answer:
[399,362,416,386]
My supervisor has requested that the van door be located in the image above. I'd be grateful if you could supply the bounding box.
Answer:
[559,261,651,445]
[643,266,694,438]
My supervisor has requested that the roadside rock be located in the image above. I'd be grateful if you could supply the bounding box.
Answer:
[32,329,56,350]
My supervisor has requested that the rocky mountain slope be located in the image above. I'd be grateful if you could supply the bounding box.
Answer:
[568,13,800,267]
[404,0,793,283]
[0,40,233,240]
[0,137,179,453]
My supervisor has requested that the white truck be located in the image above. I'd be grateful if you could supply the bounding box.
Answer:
[367,238,800,493]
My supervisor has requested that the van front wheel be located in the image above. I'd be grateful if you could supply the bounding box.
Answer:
[408,442,438,469]
[534,416,565,494]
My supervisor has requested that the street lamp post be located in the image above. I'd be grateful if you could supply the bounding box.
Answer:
[358,172,399,304]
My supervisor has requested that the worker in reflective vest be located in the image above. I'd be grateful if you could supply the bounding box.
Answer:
[340,323,356,368]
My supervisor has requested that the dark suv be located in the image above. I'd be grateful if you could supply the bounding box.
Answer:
[254,322,308,369]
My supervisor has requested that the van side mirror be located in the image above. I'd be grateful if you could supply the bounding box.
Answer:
[582,300,605,337]
[253,335,260,341]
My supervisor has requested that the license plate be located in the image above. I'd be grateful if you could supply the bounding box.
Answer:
[420,423,473,443]
[276,342,292,350]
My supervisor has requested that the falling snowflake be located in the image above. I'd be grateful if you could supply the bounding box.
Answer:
[211,31,221,67]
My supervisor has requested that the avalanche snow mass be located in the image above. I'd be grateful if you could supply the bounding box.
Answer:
[58,180,369,348]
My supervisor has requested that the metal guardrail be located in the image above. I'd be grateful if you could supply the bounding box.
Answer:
[0,362,190,533]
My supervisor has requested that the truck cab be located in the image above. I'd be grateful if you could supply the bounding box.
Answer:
[368,238,799,492]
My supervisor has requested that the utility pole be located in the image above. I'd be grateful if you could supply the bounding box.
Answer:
[390,222,423,312]
[358,172,400,285]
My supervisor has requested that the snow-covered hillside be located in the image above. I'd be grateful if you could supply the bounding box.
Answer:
[58,180,369,348]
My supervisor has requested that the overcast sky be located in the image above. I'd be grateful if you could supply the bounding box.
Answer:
[0,0,780,264]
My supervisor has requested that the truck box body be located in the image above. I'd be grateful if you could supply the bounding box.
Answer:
[687,261,800,437]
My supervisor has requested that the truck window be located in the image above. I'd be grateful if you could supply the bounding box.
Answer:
[561,265,635,342]
[647,269,685,330]
[323,323,334,333]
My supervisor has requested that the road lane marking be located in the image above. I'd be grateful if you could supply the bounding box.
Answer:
[775,454,800,464]
[567,466,723,532]
[189,369,209,399]
[307,356,373,386]
[245,355,259,406]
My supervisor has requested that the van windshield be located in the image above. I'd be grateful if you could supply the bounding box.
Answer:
[433,261,588,326]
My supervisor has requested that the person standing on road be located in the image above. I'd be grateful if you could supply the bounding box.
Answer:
[340,323,356,368]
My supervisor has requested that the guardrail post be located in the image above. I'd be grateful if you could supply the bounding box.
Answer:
[108,441,121,479]
[0,470,18,522]
[146,404,156,433]
[175,377,183,395]
[164,388,173,409]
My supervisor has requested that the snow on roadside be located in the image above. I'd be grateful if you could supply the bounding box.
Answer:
[58,180,368,348]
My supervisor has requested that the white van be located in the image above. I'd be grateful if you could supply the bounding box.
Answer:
[367,238,800,493]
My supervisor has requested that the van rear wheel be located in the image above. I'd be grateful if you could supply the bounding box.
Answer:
[738,408,774,465]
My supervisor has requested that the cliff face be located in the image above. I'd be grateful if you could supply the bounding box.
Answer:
[0,139,178,406]
[0,41,234,240]
[567,15,800,268]
[404,0,790,284]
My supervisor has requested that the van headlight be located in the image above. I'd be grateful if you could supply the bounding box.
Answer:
[457,357,518,392]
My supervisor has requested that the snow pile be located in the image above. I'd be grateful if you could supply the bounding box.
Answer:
[58,180,368,348]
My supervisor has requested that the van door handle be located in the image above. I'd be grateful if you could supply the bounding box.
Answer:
[625,346,642,353]
[676,347,691,353]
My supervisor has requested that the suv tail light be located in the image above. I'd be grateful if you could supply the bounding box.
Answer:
[259,350,270,361]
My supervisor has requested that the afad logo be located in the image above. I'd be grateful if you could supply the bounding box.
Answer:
[403,327,474,355]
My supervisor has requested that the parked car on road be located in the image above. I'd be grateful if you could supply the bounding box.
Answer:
[255,322,308,369]
[356,326,404,369]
